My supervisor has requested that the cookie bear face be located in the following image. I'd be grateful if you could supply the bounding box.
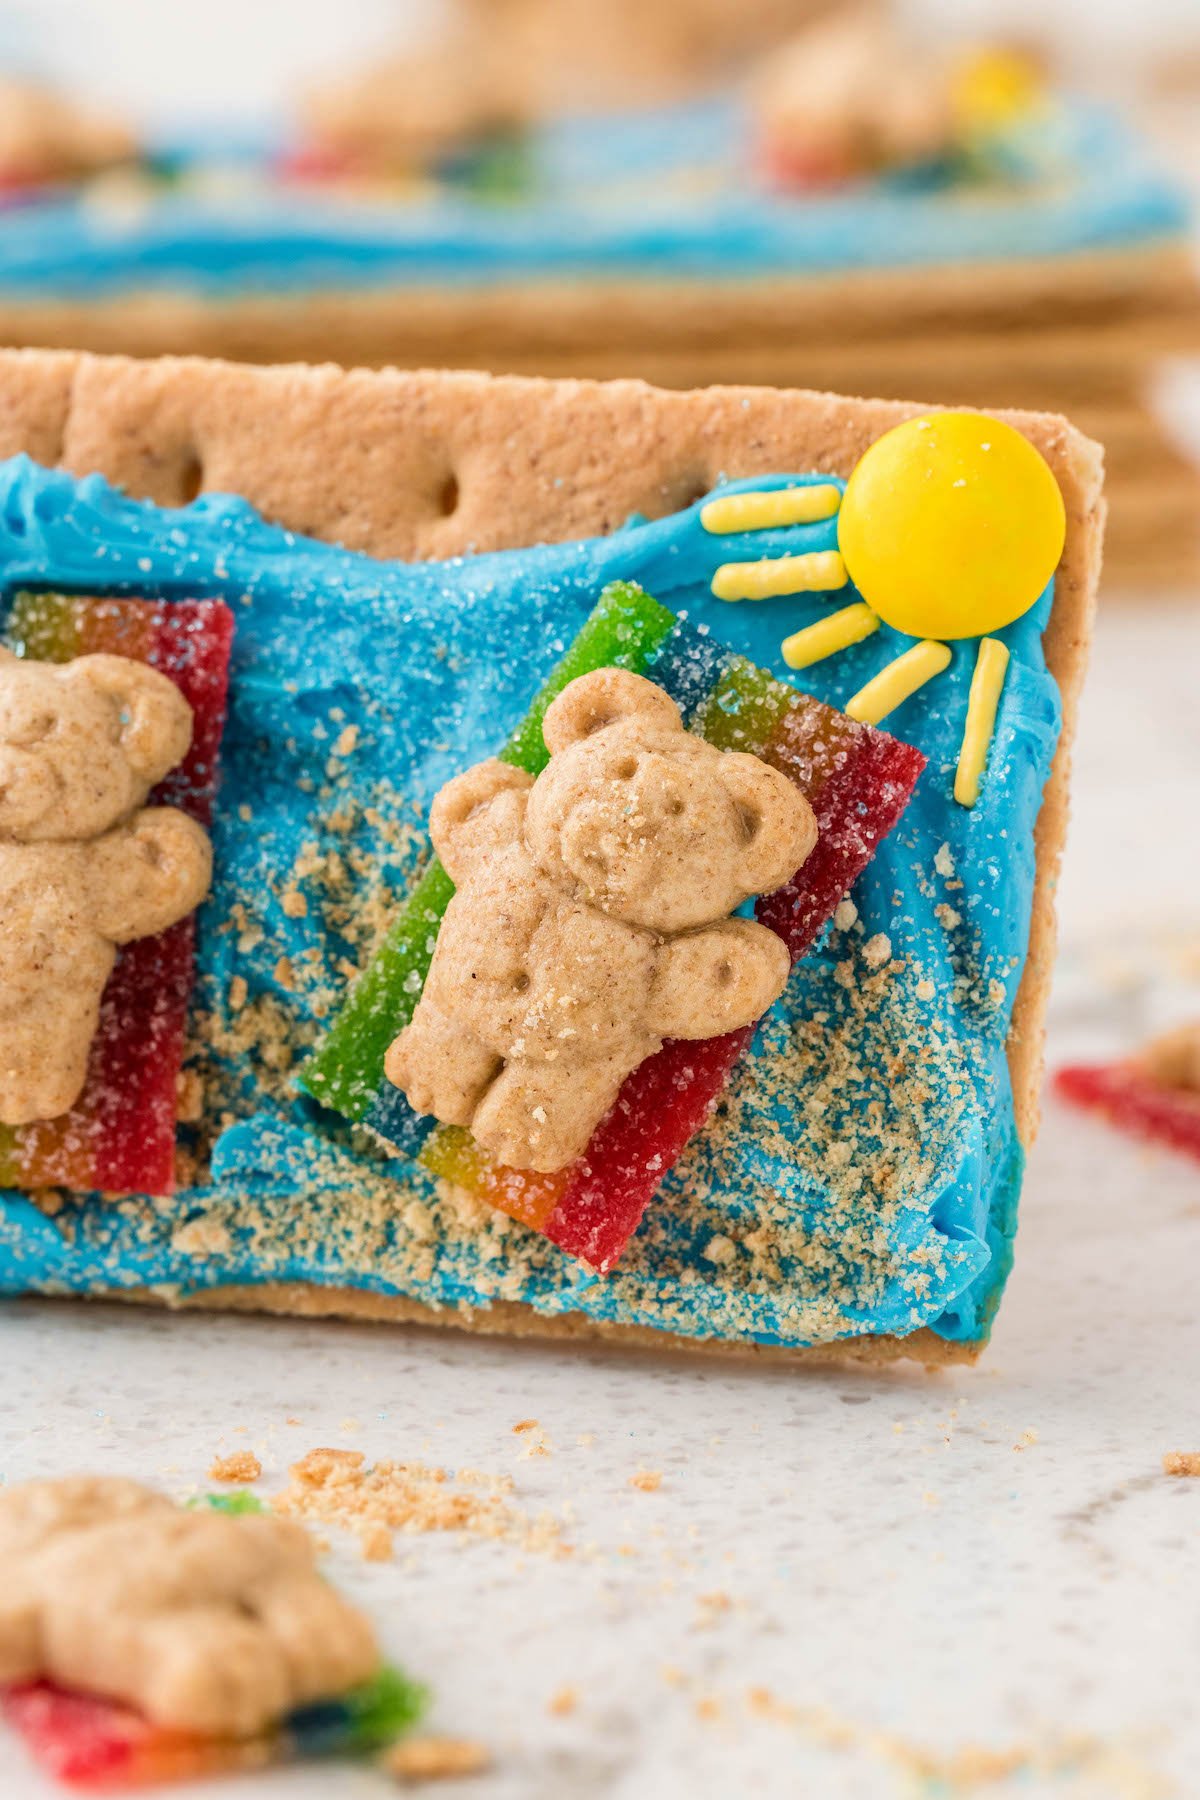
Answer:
[0,648,193,842]
[525,668,817,932]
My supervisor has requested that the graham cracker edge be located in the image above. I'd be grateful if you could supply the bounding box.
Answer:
[0,350,1106,1365]
[0,243,1193,374]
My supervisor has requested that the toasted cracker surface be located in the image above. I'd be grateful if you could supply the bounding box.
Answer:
[0,351,1105,1363]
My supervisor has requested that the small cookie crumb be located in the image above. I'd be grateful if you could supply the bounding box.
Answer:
[934,842,956,879]
[629,1469,662,1493]
[228,974,248,1011]
[360,1521,394,1561]
[834,898,858,931]
[1163,1451,1200,1477]
[863,933,891,968]
[384,1737,490,1782]
[512,1419,539,1434]
[548,1685,578,1716]
[280,888,308,919]
[208,1451,262,1484]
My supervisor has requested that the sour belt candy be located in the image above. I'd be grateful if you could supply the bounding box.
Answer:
[0,593,233,1197]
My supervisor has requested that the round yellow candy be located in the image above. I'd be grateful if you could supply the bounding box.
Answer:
[837,412,1066,641]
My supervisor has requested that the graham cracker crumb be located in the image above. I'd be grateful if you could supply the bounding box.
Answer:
[280,888,308,919]
[383,1737,490,1782]
[208,1450,262,1484]
[175,1068,204,1123]
[359,1521,394,1561]
[1163,1451,1200,1476]
[630,1469,663,1493]
[272,1447,565,1554]
[863,933,892,968]
[548,1685,578,1717]
[170,1217,232,1258]
[695,1590,732,1628]
[227,974,248,1011]
[512,1419,539,1434]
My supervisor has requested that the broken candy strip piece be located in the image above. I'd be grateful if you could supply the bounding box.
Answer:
[3,1667,426,1789]
[1054,1062,1200,1165]
[302,580,675,1123]
[0,595,233,1198]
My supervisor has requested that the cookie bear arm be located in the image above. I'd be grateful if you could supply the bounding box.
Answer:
[646,919,791,1040]
[86,808,213,943]
[719,753,819,900]
[428,758,532,884]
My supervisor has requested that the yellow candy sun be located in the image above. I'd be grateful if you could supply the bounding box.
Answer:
[703,423,1066,804]
[837,412,1066,642]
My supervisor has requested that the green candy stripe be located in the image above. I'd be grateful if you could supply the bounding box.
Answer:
[691,656,795,754]
[301,582,676,1120]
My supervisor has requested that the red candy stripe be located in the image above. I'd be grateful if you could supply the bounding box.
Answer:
[1054,1062,1200,1165]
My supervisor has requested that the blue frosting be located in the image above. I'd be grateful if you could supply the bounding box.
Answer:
[0,98,1184,298]
[0,458,1061,1348]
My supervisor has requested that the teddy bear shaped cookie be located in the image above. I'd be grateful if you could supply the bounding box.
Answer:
[0,647,212,1127]
[386,667,818,1172]
[0,1475,379,1736]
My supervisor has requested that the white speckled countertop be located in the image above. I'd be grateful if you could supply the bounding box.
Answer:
[1,600,1198,1800]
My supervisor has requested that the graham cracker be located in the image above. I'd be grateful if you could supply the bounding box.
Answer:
[0,349,1106,1364]
[0,245,1192,375]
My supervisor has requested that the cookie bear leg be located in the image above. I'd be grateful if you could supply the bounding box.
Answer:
[385,1000,501,1127]
[133,1607,292,1737]
[470,1056,630,1173]
[0,996,99,1126]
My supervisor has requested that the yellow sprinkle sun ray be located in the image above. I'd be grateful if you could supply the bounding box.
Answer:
[845,639,952,726]
[954,636,1010,807]
[782,602,880,671]
[711,549,847,603]
[700,484,842,535]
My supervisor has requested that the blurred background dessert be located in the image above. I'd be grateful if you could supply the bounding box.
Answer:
[0,0,1194,587]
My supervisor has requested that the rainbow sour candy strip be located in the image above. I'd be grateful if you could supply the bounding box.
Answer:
[0,593,233,1198]
[2,1666,426,1790]
[300,581,676,1124]
[414,620,924,1270]
[1054,1061,1200,1165]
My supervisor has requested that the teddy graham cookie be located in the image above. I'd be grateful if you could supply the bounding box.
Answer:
[0,351,1104,1366]
[385,667,816,1173]
[0,1475,430,1786]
